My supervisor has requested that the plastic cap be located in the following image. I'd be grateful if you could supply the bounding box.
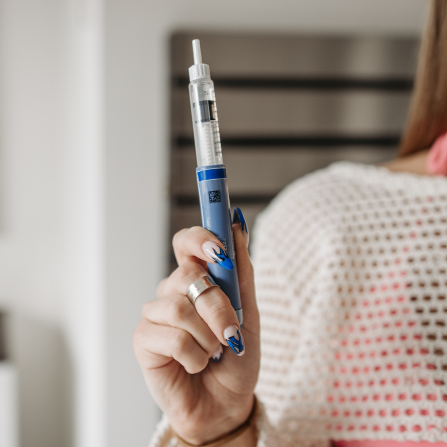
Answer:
[192,39,202,64]
[189,39,211,82]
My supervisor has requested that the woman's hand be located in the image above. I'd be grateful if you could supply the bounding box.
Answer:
[133,211,260,445]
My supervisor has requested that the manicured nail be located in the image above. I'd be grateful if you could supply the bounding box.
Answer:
[223,325,245,356]
[233,207,249,247]
[210,345,223,362]
[202,241,234,270]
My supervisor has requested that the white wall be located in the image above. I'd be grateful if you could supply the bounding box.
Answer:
[0,0,105,446]
[65,1,105,446]
[0,1,72,446]
[0,1,426,447]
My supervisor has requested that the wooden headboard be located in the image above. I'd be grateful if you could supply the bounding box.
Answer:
[168,32,418,272]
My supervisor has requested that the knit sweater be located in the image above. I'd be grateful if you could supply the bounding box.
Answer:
[150,162,447,446]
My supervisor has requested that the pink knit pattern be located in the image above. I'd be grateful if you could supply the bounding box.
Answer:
[334,440,447,447]
[254,162,447,444]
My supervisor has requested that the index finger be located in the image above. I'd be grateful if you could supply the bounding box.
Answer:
[172,226,234,271]
[161,261,244,355]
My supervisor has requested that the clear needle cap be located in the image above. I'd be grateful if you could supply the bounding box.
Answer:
[189,39,211,82]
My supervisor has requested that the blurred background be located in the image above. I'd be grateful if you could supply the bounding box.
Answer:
[0,1,427,446]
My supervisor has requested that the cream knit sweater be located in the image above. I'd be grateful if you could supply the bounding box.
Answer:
[150,162,447,447]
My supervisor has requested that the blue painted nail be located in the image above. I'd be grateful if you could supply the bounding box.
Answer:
[233,207,249,247]
[224,325,245,356]
[202,241,234,270]
[211,345,223,362]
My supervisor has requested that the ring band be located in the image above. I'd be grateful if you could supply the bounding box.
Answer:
[186,276,219,306]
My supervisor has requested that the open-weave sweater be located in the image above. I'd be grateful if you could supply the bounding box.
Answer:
[150,162,447,446]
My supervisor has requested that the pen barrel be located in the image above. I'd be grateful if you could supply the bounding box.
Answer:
[196,165,243,325]
[189,80,223,167]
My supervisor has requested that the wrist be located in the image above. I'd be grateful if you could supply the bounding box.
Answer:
[223,423,257,447]
[171,395,256,446]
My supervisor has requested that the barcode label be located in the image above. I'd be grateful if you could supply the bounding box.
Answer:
[209,190,221,203]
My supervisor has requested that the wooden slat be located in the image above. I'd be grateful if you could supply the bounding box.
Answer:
[171,32,418,78]
[173,89,411,137]
[175,135,401,148]
[173,76,413,91]
[171,147,395,197]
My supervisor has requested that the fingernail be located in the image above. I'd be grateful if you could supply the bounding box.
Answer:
[202,241,234,270]
[233,207,249,247]
[223,325,245,356]
[210,345,223,362]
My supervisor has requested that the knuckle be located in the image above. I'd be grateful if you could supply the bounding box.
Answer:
[172,228,187,248]
[167,295,194,325]
[175,261,205,284]
[187,353,209,375]
[171,330,193,355]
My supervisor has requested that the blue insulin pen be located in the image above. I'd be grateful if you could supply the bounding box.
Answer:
[188,39,243,325]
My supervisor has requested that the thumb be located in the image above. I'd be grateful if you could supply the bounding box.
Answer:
[232,207,259,332]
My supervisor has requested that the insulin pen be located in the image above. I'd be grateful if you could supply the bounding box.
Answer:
[188,39,243,325]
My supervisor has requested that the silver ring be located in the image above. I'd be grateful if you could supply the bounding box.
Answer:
[186,276,219,306]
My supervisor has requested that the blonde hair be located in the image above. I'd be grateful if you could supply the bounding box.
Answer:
[399,0,447,156]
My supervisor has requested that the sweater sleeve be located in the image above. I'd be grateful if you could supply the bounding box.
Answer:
[249,183,331,447]
[148,398,329,447]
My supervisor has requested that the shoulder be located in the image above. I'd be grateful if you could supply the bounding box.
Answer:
[253,162,374,239]
[252,161,447,258]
